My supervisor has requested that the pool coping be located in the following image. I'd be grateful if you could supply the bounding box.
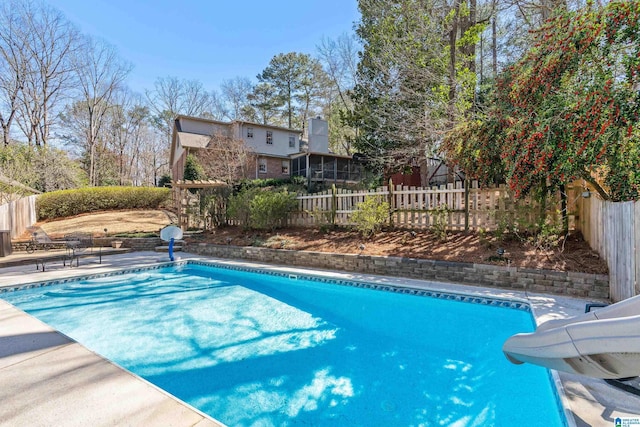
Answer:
[1,251,638,426]
[1,258,533,313]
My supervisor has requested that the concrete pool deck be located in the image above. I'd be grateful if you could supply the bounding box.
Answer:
[0,251,639,426]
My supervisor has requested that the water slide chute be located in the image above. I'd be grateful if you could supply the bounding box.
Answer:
[503,294,640,379]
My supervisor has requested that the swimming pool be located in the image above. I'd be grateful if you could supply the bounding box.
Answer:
[2,261,568,426]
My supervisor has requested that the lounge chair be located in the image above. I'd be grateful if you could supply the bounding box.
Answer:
[64,232,102,266]
[25,226,72,253]
[29,231,101,271]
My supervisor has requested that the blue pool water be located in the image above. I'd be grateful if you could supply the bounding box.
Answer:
[3,262,566,426]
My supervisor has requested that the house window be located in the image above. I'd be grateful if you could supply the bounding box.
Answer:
[258,159,267,173]
[266,130,273,144]
[282,161,289,175]
[247,127,253,138]
[288,134,296,148]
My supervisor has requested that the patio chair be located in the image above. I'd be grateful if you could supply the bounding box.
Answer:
[64,232,101,266]
[25,226,72,253]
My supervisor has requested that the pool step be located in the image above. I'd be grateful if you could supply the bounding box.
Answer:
[154,245,183,253]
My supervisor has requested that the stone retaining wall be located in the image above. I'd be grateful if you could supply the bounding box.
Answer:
[107,237,163,251]
[11,237,163,252]
[185,243,610,299]
[10,241,68,252]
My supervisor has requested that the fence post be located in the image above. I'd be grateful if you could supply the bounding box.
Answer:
[388,178,394,227]
[464,178,470,231]
[331,184,337,225]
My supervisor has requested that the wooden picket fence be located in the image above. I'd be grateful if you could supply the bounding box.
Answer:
[575,192,639,301]
[289,180,554,231]
[0,195,37,238]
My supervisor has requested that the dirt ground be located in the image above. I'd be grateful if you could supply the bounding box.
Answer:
[29,209,608,274]
[187,226,608,274]
[30,210,178,238]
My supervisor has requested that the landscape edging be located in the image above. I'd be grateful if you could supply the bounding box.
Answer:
[184,243,610,299]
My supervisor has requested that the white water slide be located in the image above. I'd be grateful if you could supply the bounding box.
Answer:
[503,294,640,379]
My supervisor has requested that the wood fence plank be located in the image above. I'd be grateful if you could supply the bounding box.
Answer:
[290,183,577,236]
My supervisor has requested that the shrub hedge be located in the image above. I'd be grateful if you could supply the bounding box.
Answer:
[227,187,297,230]
[37,186,171,220]
[350,195,389,237]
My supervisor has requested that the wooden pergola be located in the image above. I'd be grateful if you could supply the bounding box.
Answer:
[171,180,229,230]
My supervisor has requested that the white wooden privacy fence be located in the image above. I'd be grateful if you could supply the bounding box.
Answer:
[290,181,554,231]
[576,194,639,302]
[0,195,37,238]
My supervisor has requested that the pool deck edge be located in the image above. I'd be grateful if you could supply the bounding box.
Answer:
[0,298,225,427]
[0,297,225,427]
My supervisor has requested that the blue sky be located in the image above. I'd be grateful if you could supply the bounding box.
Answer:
[48,0,361,94]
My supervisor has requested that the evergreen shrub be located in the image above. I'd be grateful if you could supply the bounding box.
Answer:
[37,186,171,220]
[227,188,297,230]
[350,195,389,237]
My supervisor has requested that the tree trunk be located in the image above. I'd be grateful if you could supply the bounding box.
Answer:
[448,0,461,117]
[492,0,498,77]
[559,184,568,235]
[120,149,125,185]
[465,0,477,75]
[582,174,610,201]
[479,32,484,85]
[1,108,17,146]
[2,124,10,146]
[89,142,96,186]
[287,82,292,129]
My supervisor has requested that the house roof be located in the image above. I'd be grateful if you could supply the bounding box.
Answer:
[232,119,302,134]
[175,114,229,128]
[257,153,291,160]
[171,179,229,188]
[175,114,303,134]
[176,132,211,149]
[289,151,355,160]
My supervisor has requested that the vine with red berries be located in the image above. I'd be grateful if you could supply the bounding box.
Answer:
[444,2,640,201]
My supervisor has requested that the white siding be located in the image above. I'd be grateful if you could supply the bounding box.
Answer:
[239,125,299,157]
[179,118,230,137]
[176,117,300,158]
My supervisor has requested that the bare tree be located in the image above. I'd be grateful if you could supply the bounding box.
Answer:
[105,89,150,185]
[220,77,253,120]
[198,133,256,183]
[481,0,579,74]
[14,0,80,146]
[69,35,131,185]
[0,1,31,146]
[128,122,160,186]
[317,34,358,112]
[145,76,212,147]
[206,89,228,121]
[147,130,169,186]
[316,33,360,154]
[113,122,167,187]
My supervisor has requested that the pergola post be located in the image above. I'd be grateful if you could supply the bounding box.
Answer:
[171,180,230,231]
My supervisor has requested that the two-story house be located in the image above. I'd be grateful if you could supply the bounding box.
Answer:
[170,115,362,185]
[170,115,299,181]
